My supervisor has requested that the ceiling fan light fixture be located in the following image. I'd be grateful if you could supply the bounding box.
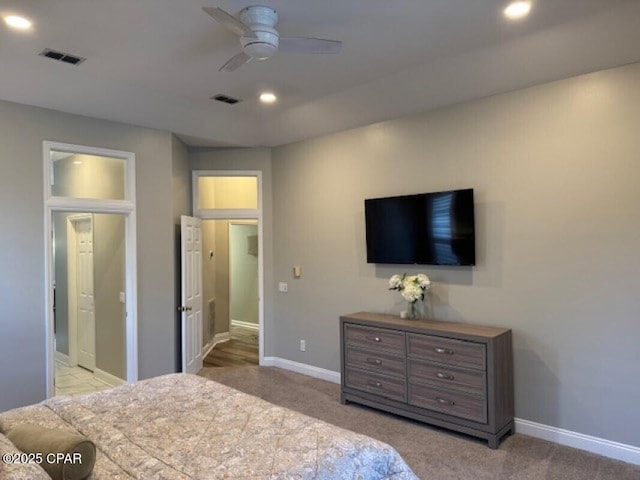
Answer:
[243,40,278,60]
[504,1,532,20]
[204,5,343,72]
[240,25,279,59]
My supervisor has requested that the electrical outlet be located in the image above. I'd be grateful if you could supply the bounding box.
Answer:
[300,340,306,352]
[279,282,288,293]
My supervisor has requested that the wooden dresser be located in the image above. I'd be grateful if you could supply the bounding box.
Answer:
[340,312,514,448]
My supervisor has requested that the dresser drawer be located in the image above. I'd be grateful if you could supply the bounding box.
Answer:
[407,333,486,370]
[409,383,487,423]
[408,358,486,396]
[345,324,405,354]
[346,347,406,378]
[345,368,407,402]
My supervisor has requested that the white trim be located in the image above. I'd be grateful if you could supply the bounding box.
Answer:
[231,319,259,332]
[515,418,640,466]
[94,368,126,388]
[124,209,138,383]
[54,351,70,366]
[44,141,138,399]
[262,357,341,384]
[202,341,215,358]
[192,170,265,367]
[256,358,640,465]
[202,330,233,359]
[46,197,135,214]
[213,332,231,346]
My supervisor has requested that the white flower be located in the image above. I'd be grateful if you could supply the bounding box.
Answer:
[401,283,423,302]
[388,272,430,303]
[416,274,431,289]
[388,274,403,289]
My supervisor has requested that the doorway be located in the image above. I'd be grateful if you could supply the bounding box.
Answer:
[229,221,259,346]
[191,171,264,367]
[53,211,128,395]
[45,142,138,398]
[200,219,259,367]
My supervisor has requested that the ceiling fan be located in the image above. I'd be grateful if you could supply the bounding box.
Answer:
[203,5,342,72]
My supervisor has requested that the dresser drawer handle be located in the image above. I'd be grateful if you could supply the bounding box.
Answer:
[436,372,454,380]
[434,347,453,355]
[367,381,383,388]
[367,358,383,365]
[367,336,382,342]
[436,397,455,406]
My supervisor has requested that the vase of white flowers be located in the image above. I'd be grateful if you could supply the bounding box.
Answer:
[388,273,431,320]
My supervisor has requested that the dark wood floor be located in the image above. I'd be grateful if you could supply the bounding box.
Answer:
[204,338,258,367]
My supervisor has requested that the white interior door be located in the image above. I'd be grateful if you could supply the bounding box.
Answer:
[76,217,96,371]
[181,215,203,374]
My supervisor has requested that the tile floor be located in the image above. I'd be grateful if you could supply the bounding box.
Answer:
[54,362,113,397]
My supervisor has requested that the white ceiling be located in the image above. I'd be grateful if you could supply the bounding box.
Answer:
[1,0,639,147]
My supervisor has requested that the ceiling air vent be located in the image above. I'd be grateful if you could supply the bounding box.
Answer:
[39,48,86,66]
[211,94,241,105]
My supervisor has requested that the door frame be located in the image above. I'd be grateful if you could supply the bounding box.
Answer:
[192,170,264,365]
[66,214,95,369]
[44,141,138,398]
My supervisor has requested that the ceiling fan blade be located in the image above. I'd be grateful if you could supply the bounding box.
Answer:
[219,51,252,72]
[278,37,342,54]
[202,7,256,38]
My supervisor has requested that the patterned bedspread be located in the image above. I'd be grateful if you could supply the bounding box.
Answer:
[0,373,418,479]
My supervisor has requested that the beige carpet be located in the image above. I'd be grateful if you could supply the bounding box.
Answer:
[199,366,640,480]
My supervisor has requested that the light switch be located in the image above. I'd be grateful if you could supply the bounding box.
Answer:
[278,282,288,293]
[119,292,126,303]
[293,266,301,278]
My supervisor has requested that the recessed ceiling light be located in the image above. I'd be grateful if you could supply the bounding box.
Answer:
[3,15,33,31]
[503,1,531,20]
[259,92,277,104]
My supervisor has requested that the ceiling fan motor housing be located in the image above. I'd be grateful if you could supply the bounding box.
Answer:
[240,5,279,60]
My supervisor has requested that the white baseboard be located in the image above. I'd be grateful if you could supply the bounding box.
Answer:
[94,368,126,388]
[258,357,639,466]
[261,356,340,384]
[231,319,259,332]
[214,332,231,345]
[202,332,232,359]
[515,418,640,466]
[54,351,70,365]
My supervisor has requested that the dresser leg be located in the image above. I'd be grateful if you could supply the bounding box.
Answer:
[488,435,499,449]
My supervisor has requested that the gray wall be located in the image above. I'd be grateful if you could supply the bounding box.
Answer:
[230,223,259,325]
[270,63,640,447]
[2,60,639,450]
[171,134,191,372]
[0,99,179,411]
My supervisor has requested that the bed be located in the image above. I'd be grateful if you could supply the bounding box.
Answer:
[0,373,418,479]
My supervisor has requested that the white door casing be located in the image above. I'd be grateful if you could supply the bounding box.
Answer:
[192,171,264,365]
[181,215,203,374]
[44,141,138,398]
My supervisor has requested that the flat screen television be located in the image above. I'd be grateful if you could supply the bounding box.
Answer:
[364,188,475,266]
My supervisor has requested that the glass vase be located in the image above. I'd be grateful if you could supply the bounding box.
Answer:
[407,299,425,320]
